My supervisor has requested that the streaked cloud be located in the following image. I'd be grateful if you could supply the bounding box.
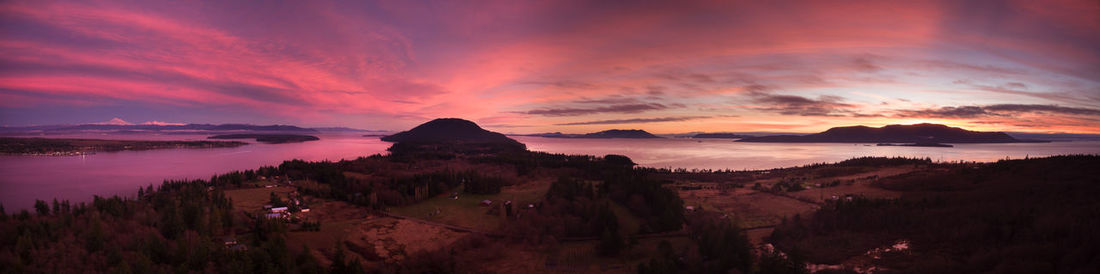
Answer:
[900,104,1100,118]
[0,0,1096,133]
[524,103,674,117]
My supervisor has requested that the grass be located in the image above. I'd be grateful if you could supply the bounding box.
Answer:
[225,185,295,212]
[389,185,504,231]
[389,178,555,231]
[607,202,642,235]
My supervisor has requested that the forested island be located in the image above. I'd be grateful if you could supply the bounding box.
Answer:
[208,134,320,144]
[1,118,1096,273]
[691,133,751,139]
[739,123,1045,143]
[526,129,661,139]
[0,137,247,156]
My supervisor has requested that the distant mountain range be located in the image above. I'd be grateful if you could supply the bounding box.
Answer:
[738,123,1047,143]
[522,129,661,139]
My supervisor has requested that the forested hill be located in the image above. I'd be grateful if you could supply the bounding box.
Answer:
[381,118,522,145]
[769,155,1100,272]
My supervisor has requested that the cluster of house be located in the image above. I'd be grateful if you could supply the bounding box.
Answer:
[262,191,310,219]
[222,236,247,252]
[258,175,294,188]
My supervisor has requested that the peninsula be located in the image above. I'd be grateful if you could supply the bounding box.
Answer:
[0,137,246,156]
[208,134,320,144]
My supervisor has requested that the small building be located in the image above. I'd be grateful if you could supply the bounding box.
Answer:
[480,200,493,207]
[685,206,696,212]
[503,200,514,217]
[222,236,238,246]
[300,208,310,213]
[271,207,288,213]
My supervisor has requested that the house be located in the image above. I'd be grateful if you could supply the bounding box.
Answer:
[685,206,696,212]
[300,208,310,213]
[480,200,493,207]
[222,236,238,246]
[271,207,288,213]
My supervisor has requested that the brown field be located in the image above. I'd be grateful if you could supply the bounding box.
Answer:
[343,217,467,265]
[224,185,296,212]
[787,166,914,203]
[280,197,470,267]
[674,164,924,245]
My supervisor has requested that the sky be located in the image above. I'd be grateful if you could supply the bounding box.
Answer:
[1,0,1098,134]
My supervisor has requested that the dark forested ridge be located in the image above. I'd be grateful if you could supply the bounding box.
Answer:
[769,155,1100,273]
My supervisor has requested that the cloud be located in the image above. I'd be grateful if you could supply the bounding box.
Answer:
[898,104,1100,118]
[555,116,709,126]
[984,104,1100,116]
[524,103,672,116]
[1,0,1098,133]
[746,92,855,116]
[572,96,641,104]
[94,117,133,125]
[898,106,991,118]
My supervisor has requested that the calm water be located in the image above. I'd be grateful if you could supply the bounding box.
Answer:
[2,134,1099,210]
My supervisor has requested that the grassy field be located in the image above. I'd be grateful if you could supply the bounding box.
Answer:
[674,165,922,244]
[388,178,554,231]
[224,185,296,212]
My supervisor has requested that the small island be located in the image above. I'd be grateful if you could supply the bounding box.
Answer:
[208,134,320,144]
[527,129,661,139]
[0,137,247,156]
[692,133,750,139]
[876,142,954,148]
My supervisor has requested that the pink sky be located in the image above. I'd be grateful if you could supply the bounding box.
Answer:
[1,0,1098,133]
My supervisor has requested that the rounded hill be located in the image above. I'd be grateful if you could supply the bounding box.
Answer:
[381,118,522,146]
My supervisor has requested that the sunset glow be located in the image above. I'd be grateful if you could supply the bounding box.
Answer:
[1,0,1097,133]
